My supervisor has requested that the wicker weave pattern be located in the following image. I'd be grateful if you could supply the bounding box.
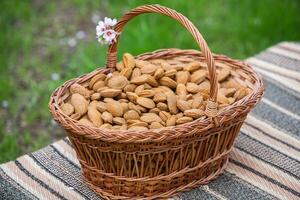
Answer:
[49,4,264,200]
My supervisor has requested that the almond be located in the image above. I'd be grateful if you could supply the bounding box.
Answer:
[186,82,200,93]
[176,84,187,99]
[176,116,193,125]
[218,68,230,82]
[159,77,177,89]
[225,88,236,97]
[157,102,168,111]
[176,71,190,84]
[159,111,171,122]
[88,107,103,127]
[136,97,155,109]
[101,111,113,123]
[141,64,159,74]
[149,122,164,129]
[161,62,173,71]
[164,69,177,77]
[100,123,112,129]
[186,94,193,100]
[153,68,165,79]
[70,93,88,115]
[70,83,91,98]
[60,103,74,116]
[88,74,106,89]
[135,59,151,68]
[234,87,247,100]
[149,108,160,114]
[89,100,100,108]
[124,110,140,120]
[125,92,137,102]
[228,97,236,104]
[158,86,173,93]
[126,119,141,125]
[96,102,107,112]
[116,61,124,71]
[106,101,123,117]
[116,92,127,99]
[140,113,161,123]
[217,93,229,104]
[191,70,206,84]
[120,67,132,79]
[92,81,106,91]
[153,92,167,103]
[176,112,184,119]
[137,90,155,98]
[107,76,129,89]
[143,83,152,89]
[184,61,201,72]
[198,81,210,93]
[184,109,205,119]
[130,74,149,85]
[70,113,81,120]
[103,97,115,103]
[123,84,137,92]
[166,115,176,126]
[134,85,144,94]
[222,79,241,89]
[128,102,142,115]
[136,104,147,113]
[113,117,126,125]
[123,53,135,68]
[177,100,191,112]
[172,64,184,71]
[119,99,128,103]
[91,93,101,100]
[131,68,141,79]
[96,86,108,93]
[146,75,159,87]
[192,96,203,109]
[166,92,178,114]
[100,89,122,98]
[120,102,129,113]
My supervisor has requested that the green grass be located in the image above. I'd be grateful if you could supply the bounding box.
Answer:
[0,0,299,163]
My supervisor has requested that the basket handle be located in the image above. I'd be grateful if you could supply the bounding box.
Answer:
[106,4,219,120]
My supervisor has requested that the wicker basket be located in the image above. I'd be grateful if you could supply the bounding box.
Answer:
[49,4,264,200]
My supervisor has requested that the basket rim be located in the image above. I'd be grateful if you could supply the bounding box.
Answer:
[49,48,264,143]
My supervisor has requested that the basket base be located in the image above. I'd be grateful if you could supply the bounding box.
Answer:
[83,155,229,200]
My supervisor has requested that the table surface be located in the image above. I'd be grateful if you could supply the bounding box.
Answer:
[1,42,299,200]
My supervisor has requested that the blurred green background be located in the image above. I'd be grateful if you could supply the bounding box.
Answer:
[0,0,300,163]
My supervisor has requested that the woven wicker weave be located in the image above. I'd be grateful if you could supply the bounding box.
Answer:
[49,4,264,200]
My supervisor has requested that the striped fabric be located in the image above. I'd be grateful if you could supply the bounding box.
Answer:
[1,42,300,200]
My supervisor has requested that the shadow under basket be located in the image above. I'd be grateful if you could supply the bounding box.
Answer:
[49,4,264,200]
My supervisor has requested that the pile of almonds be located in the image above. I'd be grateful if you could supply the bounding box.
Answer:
[60,53,252,130]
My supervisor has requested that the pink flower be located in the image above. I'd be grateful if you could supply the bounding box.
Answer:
[96,17,119,45]
[96,21,106,36]
[104,17,117,27]
[102,29,118,44]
